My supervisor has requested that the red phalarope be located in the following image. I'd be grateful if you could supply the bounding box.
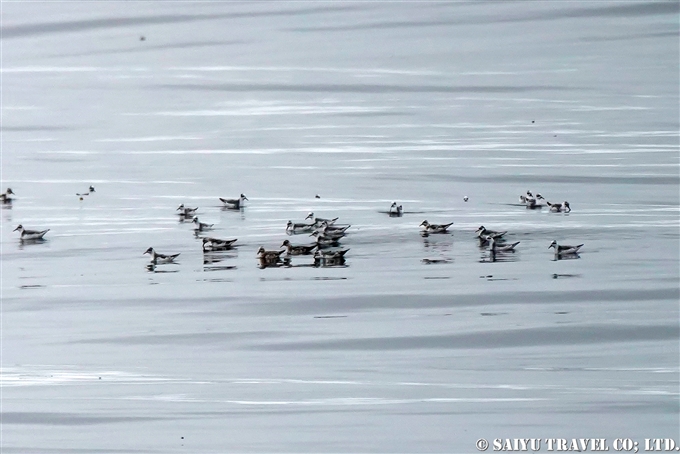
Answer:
[13,224,49,240]
[1,188,15,203]
[202,237,237,252]
[257,246,285,263]
[420,220,453,234]
[476,226,507,240]
[286,220,315,234]
[192,216,214,232]
[519,191,544,208]
[177,204,198,217]
[310,229,346,241]
[548,240,583,256]
[143,247,180,264]
[219,194,248,209]
[389,202,403,217]
[547,201,571,213]
[489,237,520,252]
[305,212,339,227]
[281,240,317,256]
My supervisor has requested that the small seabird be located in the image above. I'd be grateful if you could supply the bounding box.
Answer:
[177,204,198,217]
[317,221,350,234]
[490,237,520,252]
[257,246,285,263]
[389,202,403,216]
[1,188,15,203]
[422,258,450,264]
[315,194,321,199]
[463,196,468,202]
[547,201,571,213]
[420,220,453,234]
[286,220,315,234]
[305,212,338,226]
[192,216,214,232]
[202,237,237,252]
[13,224,49,240]
[315,248,349,259]
[143,247,180,264]
[519,192,544,208]
[476,226,507,239]
[281,239,317,256]
[310,229,345,241]
[548,240,583,256]
[313,249,349,266]
[76,186,95,200]
[219,194,248,209]
[312,235,341,248]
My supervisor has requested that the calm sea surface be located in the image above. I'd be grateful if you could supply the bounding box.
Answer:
[1,2,679,452]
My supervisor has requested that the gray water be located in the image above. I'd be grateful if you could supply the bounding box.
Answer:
[1,2,679,453]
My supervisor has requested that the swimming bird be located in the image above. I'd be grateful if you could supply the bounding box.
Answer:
[389,202,403,216]
[143,247,180,264]
[257,246,285,263]
[317,221,351,234]
[1,188,15,203]
[548,240,583,256]
[281,239,317,256]
[76,186,95,200]
[202,237,237,252]
[313,249,349,266]
[13,224,49,240]
[476,226,507,239]
[420,220,453,234]
[286,220,315,234]
[219,194,248,209]
[519,191,544,208]
[547,201,571,213]
[177,204,198,217]
[312,235,341,248]
[490,237,520,252]
[315,248,349,259]
[310,229,346,241]
[192,216,214,232]
[305,212,338,226]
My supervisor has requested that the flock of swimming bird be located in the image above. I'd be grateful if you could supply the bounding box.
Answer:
[5,187,583,268]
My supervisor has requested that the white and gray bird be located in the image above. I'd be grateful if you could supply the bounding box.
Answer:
[476,226,507,239]
[490,237,520,252]
[548,240,583,256]
[220,194,248,209]
[192,216,214,232]
[257,246,285,263]
[389,202,403,216]
[305,212,338,226]
[202,237,237,252]
[13,224,49,240]
[286,220,315,234]
[547,201,571,213]
[420,220,453,234]
[144,247,180,264]
[1,188,15,203]
[177,204,198,217]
